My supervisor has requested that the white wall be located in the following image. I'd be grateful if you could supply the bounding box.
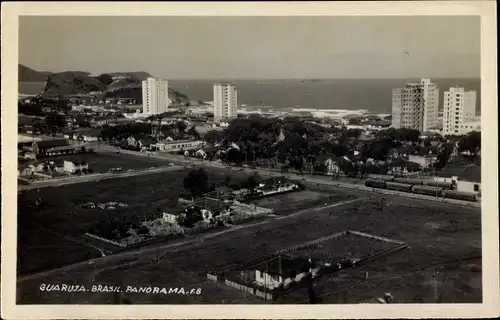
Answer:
[421,79,440,131]
[255,270,283,290]
[63,161,88,173]
[457,180,481,193]
[162,212,178,224]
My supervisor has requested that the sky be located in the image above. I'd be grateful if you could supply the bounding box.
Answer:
[19,16,480,79]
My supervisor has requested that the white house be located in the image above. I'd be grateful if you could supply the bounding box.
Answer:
[81,134,99,143]
[162,212,181,224]
[255,256,313,290]
[63,160,89,174]
[434,165,481,194]
[408,154,437,169]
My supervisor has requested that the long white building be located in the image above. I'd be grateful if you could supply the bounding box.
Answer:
[213,83,238,122]
[142,77,169,115]
[391,79,440,132]
[442,87,479,135]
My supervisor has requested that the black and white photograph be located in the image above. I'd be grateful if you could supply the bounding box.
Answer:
[1,1,498,319]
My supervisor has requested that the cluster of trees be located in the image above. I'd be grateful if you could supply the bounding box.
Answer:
[176,206,203,228]
[19,98,71,115]
[19,102,44,116]
[100,121,199,142]
[456,131,481,157]
[182,168,265,200]
[202,116,429,171]
[183,168,209,198]
[100,123,152,141]
[90,215,144,241]
[241,172,261,189]
[201,116,481,175]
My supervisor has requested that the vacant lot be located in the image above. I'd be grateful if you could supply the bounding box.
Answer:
[18,189,481,304]
[41,152,171,173]
[250,190,328,209]
[286,232,400,264]
[20,168,349,275]
[248,186,357,216]
[18,169,202,274]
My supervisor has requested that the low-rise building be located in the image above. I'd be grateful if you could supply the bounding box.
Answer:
[255,256,313,290]
[75,130,101,143]
[434,164,481,194]
[152,139,206,152]
[408,154,437,169]
[32,139,75,157]
[127,135,156,150]
[455,120,481,136]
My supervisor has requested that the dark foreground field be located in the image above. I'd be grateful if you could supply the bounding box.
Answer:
[19,167,326,275]
[17,182,481,304]
[18,168,198,275]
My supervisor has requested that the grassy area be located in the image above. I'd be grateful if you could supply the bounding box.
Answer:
[248,186,357,216]
[18,169,191,274]
[286,232,400,263]
[16,224,102,275]
[18,168,247,274]
[18,187,481,304]
[40,152,172,173]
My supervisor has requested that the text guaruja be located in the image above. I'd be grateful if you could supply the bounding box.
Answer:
[39,284,202,295]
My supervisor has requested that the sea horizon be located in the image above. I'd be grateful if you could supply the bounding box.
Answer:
[18,77,481,116]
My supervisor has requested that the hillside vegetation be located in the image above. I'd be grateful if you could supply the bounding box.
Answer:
[18,64,190,104]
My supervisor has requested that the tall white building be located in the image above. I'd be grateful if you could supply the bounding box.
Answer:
[213,83,238,122]
[142,77,169,115]
[442,87,479,135]
[391,79,439,132]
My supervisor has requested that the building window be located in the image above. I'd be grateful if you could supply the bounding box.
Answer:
[474,184,480,192]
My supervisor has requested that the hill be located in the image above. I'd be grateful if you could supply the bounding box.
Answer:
[41,71,107,97]
[19,65,190,104]
[18,64,51,82]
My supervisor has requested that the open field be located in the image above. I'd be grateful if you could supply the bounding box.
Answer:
[17,167,357,275]
[17,186,481,303]
[249,190,330,210]
[18,169,195,274]
[40,152,172,173]
[14,168,294,273]
[285,232,401,263]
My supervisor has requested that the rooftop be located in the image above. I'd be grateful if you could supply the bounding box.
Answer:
[34,139,69,149]
[255,255,312,278]
[438,164,481,183]
[158,139,202,145]
[192,197,229,212]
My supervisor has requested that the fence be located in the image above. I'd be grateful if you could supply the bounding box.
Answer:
[346,230,405,245]
[276,231,348,255]
[206,273,218,282]
[206,273,274,300]
[224,279,273,300]
[84,232,127,248]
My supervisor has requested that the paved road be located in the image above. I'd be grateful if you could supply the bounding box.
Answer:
[19,165,185,190]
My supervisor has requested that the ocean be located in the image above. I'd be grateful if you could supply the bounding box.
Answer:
[19,78,481,117]
[169,78,481,116]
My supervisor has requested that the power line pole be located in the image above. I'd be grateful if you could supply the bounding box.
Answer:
[433,270,439,302]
